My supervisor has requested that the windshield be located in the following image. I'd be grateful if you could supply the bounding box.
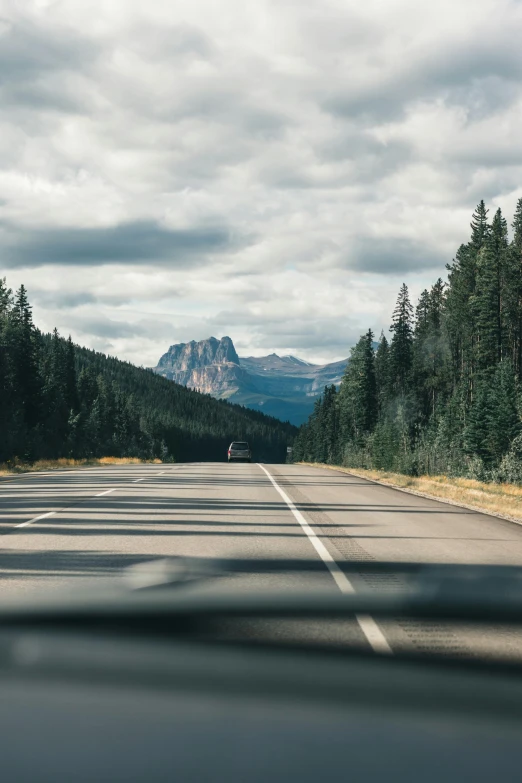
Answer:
[1,0,522,675]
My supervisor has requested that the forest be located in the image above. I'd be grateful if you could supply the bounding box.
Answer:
[0,281,295,464]
[293,198,522,484]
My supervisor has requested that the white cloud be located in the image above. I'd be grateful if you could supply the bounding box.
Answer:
[1,0,521,364]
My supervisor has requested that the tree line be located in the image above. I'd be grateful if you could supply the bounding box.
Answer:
[293,199,522,483]
[0,281,295,464]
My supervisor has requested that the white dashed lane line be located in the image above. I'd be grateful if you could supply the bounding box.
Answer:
[12,487,118,529]
[7,469,174,530]
[16,511,57,529]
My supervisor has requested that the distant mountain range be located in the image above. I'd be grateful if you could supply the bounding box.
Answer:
[153,336,348,426]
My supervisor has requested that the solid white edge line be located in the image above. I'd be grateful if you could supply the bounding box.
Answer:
[257,463,392,655]
[16,511,56,529]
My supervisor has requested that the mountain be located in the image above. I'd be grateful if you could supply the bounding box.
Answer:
[154,337,348,426]
[156,336,240,384]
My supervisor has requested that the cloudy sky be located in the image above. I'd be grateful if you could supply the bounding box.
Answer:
[1,0,522,365]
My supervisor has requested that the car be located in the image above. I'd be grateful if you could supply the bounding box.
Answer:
[228,441,252,462]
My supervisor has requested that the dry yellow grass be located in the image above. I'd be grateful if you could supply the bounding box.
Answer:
[301,462,522,523]
[0,456,162,476]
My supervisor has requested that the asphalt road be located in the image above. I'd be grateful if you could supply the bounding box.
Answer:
[2,461,522,657]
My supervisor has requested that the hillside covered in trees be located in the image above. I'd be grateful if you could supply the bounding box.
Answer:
[294,199,522,484]
[0,282,295,464]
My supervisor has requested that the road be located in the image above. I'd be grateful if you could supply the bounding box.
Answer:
[2,461,522,657]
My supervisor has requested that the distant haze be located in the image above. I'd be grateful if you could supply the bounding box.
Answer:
[1,1,521,365]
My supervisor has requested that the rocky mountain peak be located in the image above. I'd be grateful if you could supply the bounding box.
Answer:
[154,336,348,426]
[156,336,240,373]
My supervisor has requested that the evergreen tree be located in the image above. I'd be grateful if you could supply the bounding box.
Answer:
[473,208,509,371]
[42,329,71,456]
[414,279,449,418]
[375,332,391,412]
[414,289,431,340]
[470,199,490,250]
[64,336,79,413]
[463,380,494,464]
[506,198,522,375]
[321,385,340,464]
[0,277,12,317]
[339,329,377,445]
[389,284,414,393]
[0,279,15,460]
[486,360,520,463]
[10,285,42,432]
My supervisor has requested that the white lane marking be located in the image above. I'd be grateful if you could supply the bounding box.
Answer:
[16,511,56,529]
[132,472,165,482]
[257,464,392,655]
[12,486,117,531]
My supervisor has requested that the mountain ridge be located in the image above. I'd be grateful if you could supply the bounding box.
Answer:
[153,336,348,425]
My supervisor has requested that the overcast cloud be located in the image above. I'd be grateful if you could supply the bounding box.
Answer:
[1,0,521,365]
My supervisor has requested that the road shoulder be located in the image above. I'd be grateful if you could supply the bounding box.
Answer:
[298,462,522,529]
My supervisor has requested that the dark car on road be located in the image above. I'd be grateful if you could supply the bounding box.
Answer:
[228,441,252,462]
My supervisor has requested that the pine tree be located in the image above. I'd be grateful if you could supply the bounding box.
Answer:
[428,278,445,331]
[0,279,15,460]
[42,329,71,456]
[470,200,490,250]
[321,384,339,463]
[389,284,414,393]
[486,360,520,462]
[445,202,491,400]
[0,278,12,318]
[64,336,79,413]
[308,396,324,462]
[506,198,522,376]
[375,332,391,412]
[413,279,449,419]
[339,329,377,445]
[463,379,493,464]
[414,289,431,340]
[473,208,509,371]
[10,285,42,432]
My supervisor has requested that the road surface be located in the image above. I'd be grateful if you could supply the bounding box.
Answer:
[2,461,522,657]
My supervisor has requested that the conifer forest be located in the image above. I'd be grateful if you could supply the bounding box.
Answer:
[293,199,522,484]
[0,281,295,464]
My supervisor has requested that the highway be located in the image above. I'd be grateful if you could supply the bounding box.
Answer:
[2,461,522,657]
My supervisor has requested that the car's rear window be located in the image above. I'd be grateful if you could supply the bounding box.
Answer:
[231,442,249,449]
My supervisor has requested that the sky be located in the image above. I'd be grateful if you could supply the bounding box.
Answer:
[1,0,522,366]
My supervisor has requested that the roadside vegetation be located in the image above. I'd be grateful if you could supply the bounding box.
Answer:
[0,456,162,476]
[293,199,522,486]
[0,282,295,465]
[303,463,522,524]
